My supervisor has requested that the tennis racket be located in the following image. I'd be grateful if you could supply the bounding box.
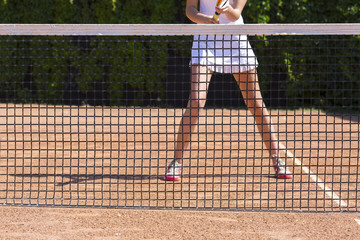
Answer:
[213,0,229,21]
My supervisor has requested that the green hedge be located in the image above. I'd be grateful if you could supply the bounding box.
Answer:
[244,0,359,111]
[0,0,177,106]
[251,35,360,112]
[0,0,359,111]
[243,0,359,23]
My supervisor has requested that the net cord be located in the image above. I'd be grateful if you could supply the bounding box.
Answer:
[0,24,359,36]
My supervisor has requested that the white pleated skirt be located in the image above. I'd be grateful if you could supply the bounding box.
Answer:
[191,34,258,73]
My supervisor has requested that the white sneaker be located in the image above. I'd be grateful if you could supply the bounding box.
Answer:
[165,160,182,181]
[272,154,293,179]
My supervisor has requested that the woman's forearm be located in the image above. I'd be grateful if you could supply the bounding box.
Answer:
[186,6,210,24]
[222,0,247,22]
[223,7,241,22]
[186,5,217,24]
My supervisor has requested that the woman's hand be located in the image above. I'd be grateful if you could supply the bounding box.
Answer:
[206,16,220,24]
[186,0,219,24]
[215,2,233,15]
[215,0,245,22]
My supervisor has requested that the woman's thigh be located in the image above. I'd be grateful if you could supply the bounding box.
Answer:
[188,65,213,105]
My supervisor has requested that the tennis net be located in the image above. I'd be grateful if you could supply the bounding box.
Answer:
[0,24,359,211]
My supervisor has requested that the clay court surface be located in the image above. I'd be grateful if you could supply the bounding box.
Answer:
[1,207,360,239]
[0,104,359,238]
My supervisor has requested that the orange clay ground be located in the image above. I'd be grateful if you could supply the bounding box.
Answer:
[0,104,359,239]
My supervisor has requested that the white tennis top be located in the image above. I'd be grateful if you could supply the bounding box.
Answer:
[191,0,258,73]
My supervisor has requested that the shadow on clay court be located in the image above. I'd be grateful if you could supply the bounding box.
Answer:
[10,173,277,186]
[328,113,360,123]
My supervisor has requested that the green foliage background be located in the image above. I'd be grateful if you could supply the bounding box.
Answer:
[0,0,359,110]
[244,0,360,111]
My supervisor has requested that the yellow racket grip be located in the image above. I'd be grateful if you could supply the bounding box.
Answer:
[213,12,220,21]
[213,0,223,20]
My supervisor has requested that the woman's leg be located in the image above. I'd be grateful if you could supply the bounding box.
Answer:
[233,69,279,161]
[165,65,212,181]
[174,65,213,164]
[234,69,292,179]
[234,69,292,178]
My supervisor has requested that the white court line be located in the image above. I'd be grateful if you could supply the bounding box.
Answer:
[279,143,347,208]
[355,219,360,225]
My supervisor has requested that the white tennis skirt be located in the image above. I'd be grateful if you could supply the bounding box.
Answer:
[191,34,258,73]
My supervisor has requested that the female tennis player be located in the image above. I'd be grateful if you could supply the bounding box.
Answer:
[165,0,293,181]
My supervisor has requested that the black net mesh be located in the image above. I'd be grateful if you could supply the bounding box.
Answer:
[0,28,359,211]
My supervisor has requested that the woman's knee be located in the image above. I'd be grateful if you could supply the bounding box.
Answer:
[184,98,204,119]
[188,98,205,112]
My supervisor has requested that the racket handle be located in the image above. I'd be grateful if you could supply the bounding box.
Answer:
[213,12,220,20]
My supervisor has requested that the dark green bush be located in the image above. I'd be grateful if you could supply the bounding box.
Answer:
[0,0,358,111]
[244,0,360,112]
[0,0,173,106]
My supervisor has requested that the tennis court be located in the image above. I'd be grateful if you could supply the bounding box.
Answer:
[0,23,360,239]
[1,104,358,211]
[1,207,360,239]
